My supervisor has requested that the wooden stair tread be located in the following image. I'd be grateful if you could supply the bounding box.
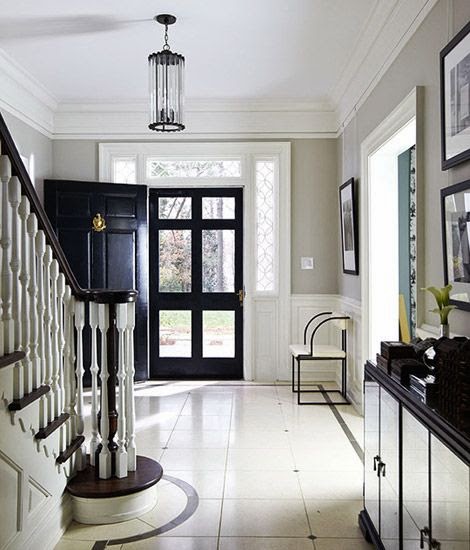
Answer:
[8,385,50,411]
[0,351,25,370]
[66,455,163,498]
[56,436,85,464]
[35,413,70,439]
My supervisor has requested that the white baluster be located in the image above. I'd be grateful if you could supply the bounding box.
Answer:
[35,230,46,427]
[57,274,66,452]
[126,301,137,471]
[57,273,66,416]
[1,153,14,354]
[19,196,32,395]
[89,302,100,466]
[116,303,128,478]
[27,213,40,389]
[74,300,86,470]
[43,246,54,423]
[8,176,21,351]
[51,260,60,418]
[63,286,74,445]
[98,303,111,479]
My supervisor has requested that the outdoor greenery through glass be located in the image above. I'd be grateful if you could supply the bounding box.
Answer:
[203,310,235,357]
[202,197,235,219]
[202,230,235,293]
[159,230,192,292]
[159,310,191,357]
[158,197,192,219]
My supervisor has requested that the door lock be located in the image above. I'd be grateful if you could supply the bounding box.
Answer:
[238,288,245,306]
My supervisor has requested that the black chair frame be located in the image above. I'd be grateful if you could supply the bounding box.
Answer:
[291,312,350,405]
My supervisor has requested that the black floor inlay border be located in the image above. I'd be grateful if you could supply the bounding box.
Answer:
[91,475,199,549]
[318,384,364,463]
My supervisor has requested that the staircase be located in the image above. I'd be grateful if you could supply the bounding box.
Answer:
[0,113,161,550]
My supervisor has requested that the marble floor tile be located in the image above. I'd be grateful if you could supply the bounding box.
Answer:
[174,414,232,431]
[220,499,311,537]
[122,537,217,549]
[163,470,225,498]
[219,537,314,550]
[314,538,373,549]
[298,470,363,500]
[168,430,230,449]
[306,499,364,538]
[224,470,303,499]
[227,448,295,471]
[61,519,150,541]
[159,448,227,470]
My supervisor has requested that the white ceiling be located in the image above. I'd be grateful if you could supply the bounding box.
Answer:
[0,0,376,103]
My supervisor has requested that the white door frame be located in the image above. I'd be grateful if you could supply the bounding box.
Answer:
[99,142,291,381]
[360,88,419,367]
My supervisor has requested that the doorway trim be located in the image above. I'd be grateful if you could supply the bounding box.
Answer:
[99,142,291,381]
[360,87,421,367]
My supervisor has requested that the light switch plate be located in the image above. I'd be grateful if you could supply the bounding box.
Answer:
[301,257,314,270]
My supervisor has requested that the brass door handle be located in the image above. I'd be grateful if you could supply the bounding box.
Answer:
[92,213,106,232]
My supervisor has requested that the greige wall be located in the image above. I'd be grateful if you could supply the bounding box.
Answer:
[3,112,52,202]
[52,138,338,295]
[337,0,470,336]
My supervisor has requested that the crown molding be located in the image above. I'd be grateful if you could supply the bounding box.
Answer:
[53,101,337,140]
[333,0,440,132]
[0,49,57,137]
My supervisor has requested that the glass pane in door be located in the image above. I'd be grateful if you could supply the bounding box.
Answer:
[202,197,235,219]
[203,311,235,357]
[202,230,235,292]
[158,197,192,219]
[159,230,192,292]
[159,310,191,357]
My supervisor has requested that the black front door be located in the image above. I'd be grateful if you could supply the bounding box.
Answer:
[149,188,243,379]
[44,179,148,382]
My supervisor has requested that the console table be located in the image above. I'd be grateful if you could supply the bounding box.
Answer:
[360,361,470,549]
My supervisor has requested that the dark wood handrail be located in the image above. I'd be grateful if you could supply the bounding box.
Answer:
[0,111,137,304]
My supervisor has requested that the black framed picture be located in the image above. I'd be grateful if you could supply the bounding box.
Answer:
[339,178,358,275]
[441,179,470,311]
[440,20,470,170]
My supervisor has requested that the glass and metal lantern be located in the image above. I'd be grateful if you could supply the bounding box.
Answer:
[148,14,185,132]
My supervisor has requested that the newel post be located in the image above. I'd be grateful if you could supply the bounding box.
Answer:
[95,290,137,479]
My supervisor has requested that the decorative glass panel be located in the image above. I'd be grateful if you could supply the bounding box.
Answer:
[202,197,235,219]
[202,230,235,292]
[203,311,235,358]
[255,161,275,291]
[147,159,241,178]
[158,197,192,219]
[159,230,192,292]
[113,158,136,183]
[159,310,191,357]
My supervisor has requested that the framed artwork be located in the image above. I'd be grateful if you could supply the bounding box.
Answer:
[339,178,358,275]
[440,20,470,170]
[441,179,470,311]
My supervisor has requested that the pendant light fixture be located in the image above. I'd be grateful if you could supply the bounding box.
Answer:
[148,14,185,132]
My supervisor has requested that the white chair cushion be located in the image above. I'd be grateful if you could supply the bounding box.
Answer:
[289,344,310,357]
[289,344,346,359]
